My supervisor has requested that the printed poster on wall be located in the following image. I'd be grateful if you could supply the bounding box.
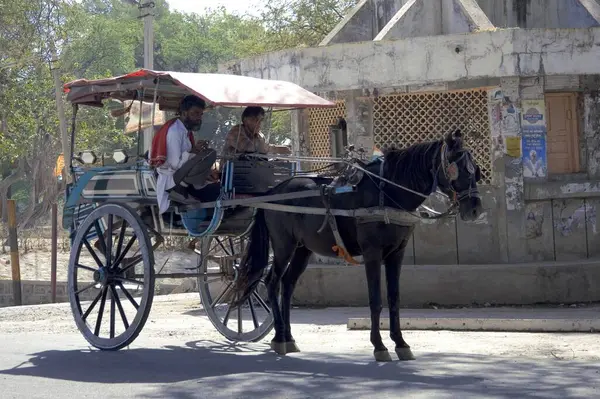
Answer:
[521,99,547,178]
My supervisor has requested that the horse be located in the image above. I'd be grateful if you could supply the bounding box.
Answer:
[231,129,484,362]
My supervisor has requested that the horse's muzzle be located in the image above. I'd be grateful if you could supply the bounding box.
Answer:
[458,192,483,222]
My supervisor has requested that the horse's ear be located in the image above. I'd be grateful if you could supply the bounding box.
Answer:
[445,129,463,150]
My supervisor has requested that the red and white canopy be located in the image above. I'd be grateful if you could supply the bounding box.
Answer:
[63,69,335,110]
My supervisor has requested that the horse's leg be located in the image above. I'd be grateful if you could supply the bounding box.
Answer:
[267,242,296,356]
[364,254,390,362]
[280,246,311,354]
[384,244,415,361]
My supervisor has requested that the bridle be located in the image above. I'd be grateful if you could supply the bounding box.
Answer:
[435,142,480,204]
[342,140,480,220]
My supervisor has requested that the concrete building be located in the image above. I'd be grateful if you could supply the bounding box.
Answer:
[220,0,600,305]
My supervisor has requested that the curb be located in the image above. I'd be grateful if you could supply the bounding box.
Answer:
[347,317,600,332]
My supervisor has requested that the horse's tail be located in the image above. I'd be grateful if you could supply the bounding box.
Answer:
[231,208,270,306]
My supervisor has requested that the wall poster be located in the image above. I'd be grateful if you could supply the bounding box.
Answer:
[521,99,547,178]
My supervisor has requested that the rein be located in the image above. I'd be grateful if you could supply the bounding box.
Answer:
[346,140,479,220]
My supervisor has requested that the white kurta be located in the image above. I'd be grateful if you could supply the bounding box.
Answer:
[155,119,194,214]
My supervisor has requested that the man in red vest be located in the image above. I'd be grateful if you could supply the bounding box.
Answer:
[149,95,217,214]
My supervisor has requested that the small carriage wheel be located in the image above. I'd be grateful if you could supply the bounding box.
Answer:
[68,202,155,351]
[198,235,274,342]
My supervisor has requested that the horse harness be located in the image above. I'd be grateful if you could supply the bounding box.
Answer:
[315,142,477,265]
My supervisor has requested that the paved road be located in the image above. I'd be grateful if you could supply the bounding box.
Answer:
[0,294,599,398]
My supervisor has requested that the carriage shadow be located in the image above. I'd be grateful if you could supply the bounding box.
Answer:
[184,306,362,326]
[0,339,479,387]
[0,339,597,398]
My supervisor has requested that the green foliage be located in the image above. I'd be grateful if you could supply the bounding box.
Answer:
[260,0,359,50]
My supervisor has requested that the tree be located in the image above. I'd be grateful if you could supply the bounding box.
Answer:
[260,0,359,50]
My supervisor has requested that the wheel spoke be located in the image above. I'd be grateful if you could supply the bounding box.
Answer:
[82,289,103,321]
[228,238,235,257]
[119,255,142,275]
[210,282,233,308]
[106,214,113,264]
[75,281,97,295]
[112,234,137,269]
[223,304,232,326]
[76,264,97,273]
[94,220,107,261]
[252,291,271,314]
[237,297,242,334]
[110,285,130,330]
[248,298,259,329]
[110,288,116,339]
[83,238,104,269]
[117,281,139,309]
[215,237,230,256]
[114,276,144,287]
[94,286,109,336]
[114,219,128,262]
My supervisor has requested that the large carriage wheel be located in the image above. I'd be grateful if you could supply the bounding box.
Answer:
[68,203,155,351]
[198,235,274,342]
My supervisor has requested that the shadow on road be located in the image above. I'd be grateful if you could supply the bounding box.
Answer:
[0,339,470,384]
[184,306,364,326]
[0,339,597,398]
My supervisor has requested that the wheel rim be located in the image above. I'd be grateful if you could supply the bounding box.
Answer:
[68,203,155,350]
[198,235,274,342]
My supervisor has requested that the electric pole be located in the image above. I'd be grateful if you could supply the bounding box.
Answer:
[140,1,155,153]
[123,0,156,153]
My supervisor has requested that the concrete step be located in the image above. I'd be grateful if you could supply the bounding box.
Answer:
[346,305,600,332]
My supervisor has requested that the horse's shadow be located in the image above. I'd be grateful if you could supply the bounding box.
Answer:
[0,339,479,388]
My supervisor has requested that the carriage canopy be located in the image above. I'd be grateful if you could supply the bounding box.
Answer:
[63,69,336,110]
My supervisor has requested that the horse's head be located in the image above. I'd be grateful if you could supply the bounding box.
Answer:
[436,129,484,221]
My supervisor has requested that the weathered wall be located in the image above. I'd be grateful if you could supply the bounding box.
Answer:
[321,0,409,45]
[293,261,600,307]
[377,0,443,40]
[0,280,180,308]
[477,0,600,29]
[221,28,600,94]
[322,0,600,46]
[583,78,600,178]
[516,74,600,262]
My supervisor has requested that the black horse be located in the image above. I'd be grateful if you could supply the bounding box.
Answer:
[231,129,484,362]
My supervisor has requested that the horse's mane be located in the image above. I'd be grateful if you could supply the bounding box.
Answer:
[375,139,443,193]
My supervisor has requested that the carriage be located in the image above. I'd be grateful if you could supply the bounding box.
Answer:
[61,69,361,350]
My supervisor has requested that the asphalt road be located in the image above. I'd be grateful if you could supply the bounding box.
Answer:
[1,294,599,398]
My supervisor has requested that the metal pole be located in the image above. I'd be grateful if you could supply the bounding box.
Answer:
[142,1,154,70]
[51,203,58,303]
[142,1,155,154]
[50,47,70,183]
[7,199,22,306]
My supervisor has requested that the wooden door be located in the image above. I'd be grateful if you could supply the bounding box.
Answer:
[545,93,580,174]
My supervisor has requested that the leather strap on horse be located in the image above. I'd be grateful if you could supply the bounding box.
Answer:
[317,184,360,265]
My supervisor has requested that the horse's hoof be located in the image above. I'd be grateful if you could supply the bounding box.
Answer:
[270,341,287,355]
[395,347,416,361]
[285,341,300,353]
[374,350,393,362]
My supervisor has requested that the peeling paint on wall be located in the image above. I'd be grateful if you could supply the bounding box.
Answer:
[584,93,600,178]
[505,175,524,210]
[553,202,596,236]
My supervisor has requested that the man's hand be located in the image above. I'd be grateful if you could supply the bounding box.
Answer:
[191,139,210,153]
